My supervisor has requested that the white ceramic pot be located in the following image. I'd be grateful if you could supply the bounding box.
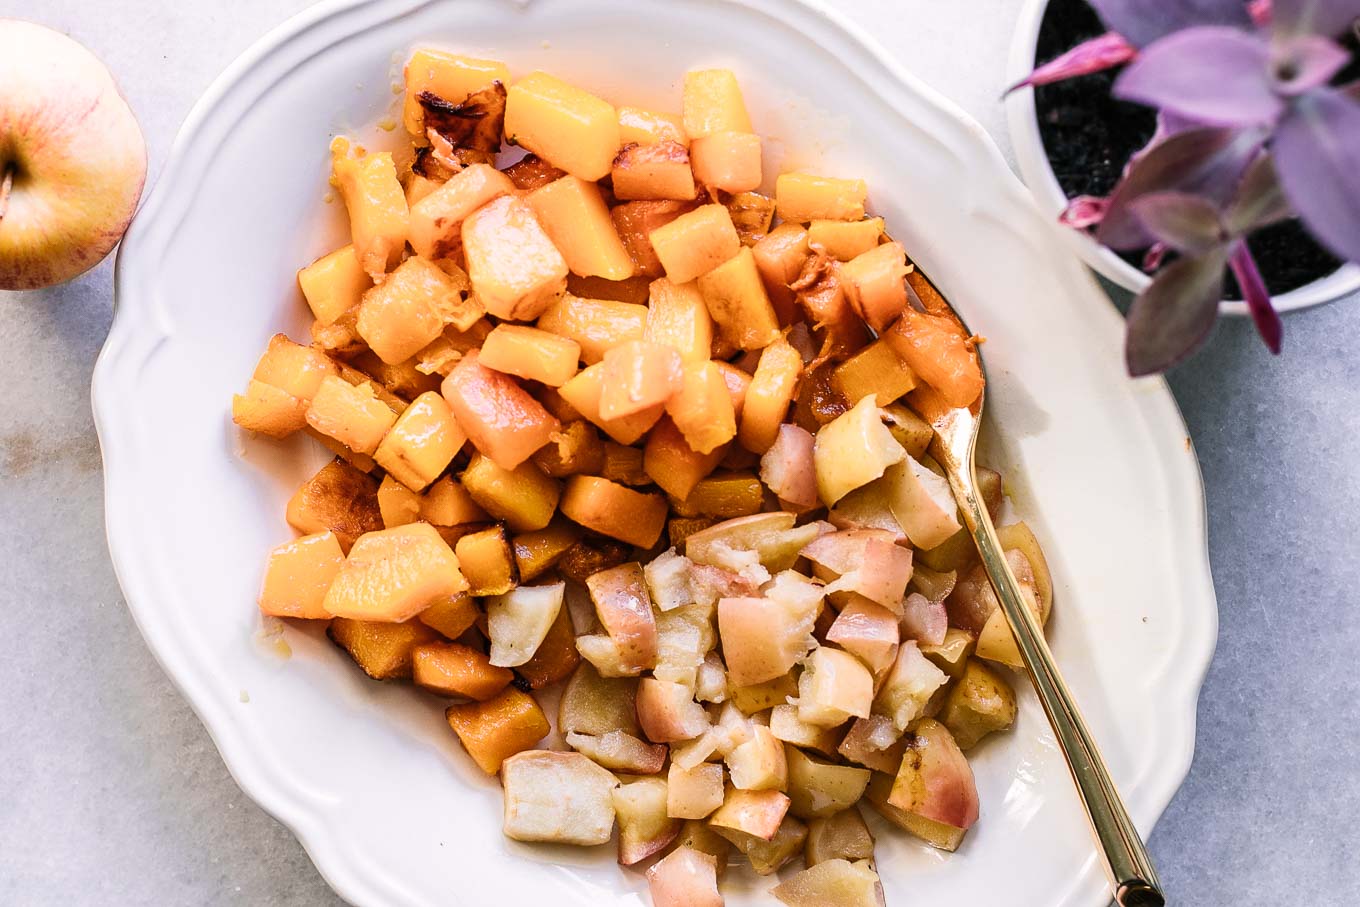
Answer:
[1004,0,1360,315]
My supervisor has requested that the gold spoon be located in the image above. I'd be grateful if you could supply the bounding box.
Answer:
[903,268,1165,907]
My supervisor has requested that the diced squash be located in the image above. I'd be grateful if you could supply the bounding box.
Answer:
[792,256,871,360]
[714,362,753,417]
[526,175,636,280]
[373,391,465,491]
[644,416,727,500]
[517,604,583,688]
[537,294,648,364]
[232,380,308,438]
[330,139,409,279]
[298,245,370,326]
[502,153,567,191]
[323,523,468,622]
[888,309,985,410]
[752,224,810,325]
[441,350,560,470]
[454,525,520,596]
[668,517,718,548]
[513,522,583,582]
[460,452,562,532]
[557,363,665,445]
[462,194,568,321]
[403,49,509,137]
[726,191,777,248]
[669,472,764,519]
[842,242,909,333]
[404,173,443,207]
[420,475,489,526]
[618,106,689,146]
[601,441,650,486]
[560,476,668,548]
[259,531,346,620]
[683,69,752,138]
[644,278,714,364]
[612,141,698,201]
[306,376,399,456]
[612,199,693,278]
[739,338,802,453]
[505,71,620,180]
[378,474,422,527]
[328,616,439,680]
[478,324,581,387]
[532,420,606,477]
[418,591,480,639]
[251,334,338,403]
[415,319,492,376]
[408,163,516,260]
[666,361,738,455]
[348,349,442,400]
[697,247,781,351]
[566,273,653,305]
[445,687,550,773]
[690,132,762,194]
[355,258,456,364]
[832,337,918,406]
[808,218,884,262]
[775,172,867,223]
[650,204,741,284]
[286,459,383,551]
[600,340,684,420]
[413,641,514,700]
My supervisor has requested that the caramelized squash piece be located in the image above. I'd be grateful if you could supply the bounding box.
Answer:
[445,687,551,773]
[460,452,562,532]
[462,194,568,321]
[690,132,762,194]
[752,224,811,326]
[560,476,668,548]
[251,334,338,403]
[513,522,583,582]
[666,361,738,455]
[420,475,489,526]
[298,245,370,326]
[537,294,648,365]
[644,417,726,500]
[566,273,653,305]
[440,350,560,470]
[683,69,753,138]
[808,218,884,262]
[259,531,346,620]
[418,592,480,639]
[413,641,515,700]
[286,459,382,551]
[601,442,650,486]
[775,172,867,223]
[378,474,422,528]
[330,139,409,279]
[841,241,909,333]
[323,523,469,622]
[644,278,714,364]
[408,163,515,260]
[373,391,465,492]
[669,472,764,519]
[726,192,777,248]
[306,376,399,456]
[526,175,635,280]
[505,71,621,181]
[517,604,583,688]
[557,363,665,445]
[232,380,308,439]
[697,247,781,351]
[617,106,689,146]
[612,199,694,278]
[532,420,606,477]
[650,204,742,284]
[502,153,568,191]
[455,525,520,596]
[600,340,684,420]
[328,616,440,680]
[739,338,802,454]
[478,324,581,387]
[833,336,918,406]
[889,309,984,410]
[611,141,698,202]
[402,49,509,138]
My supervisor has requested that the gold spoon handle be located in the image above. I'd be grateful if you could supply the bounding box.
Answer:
[946,461,1165,907]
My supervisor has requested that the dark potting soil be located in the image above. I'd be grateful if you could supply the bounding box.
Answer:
[1032,0,1344,299]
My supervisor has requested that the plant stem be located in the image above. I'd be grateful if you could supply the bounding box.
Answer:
[0,164,13,223]
[1228,240,1282,355]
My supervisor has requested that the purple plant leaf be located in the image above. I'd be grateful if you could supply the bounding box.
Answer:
[1125,250,1229,375]
[1129,192,1227,253]
[1088,0,1255,48]
[1114,27,1284,126]
[1228,241,1284,352]
[1270,0,1360,38]
[1225,153,1294,233]
[1008,33,1137,93]
[1060,195,1111,228]
[1273,88,1360,261]
[1097,127,1263,249]
[1270,35,1351,94]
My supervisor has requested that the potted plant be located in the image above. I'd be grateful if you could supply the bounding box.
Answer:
[1005,0,1360,373]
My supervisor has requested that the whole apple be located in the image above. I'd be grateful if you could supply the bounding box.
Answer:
[0,20,147,290]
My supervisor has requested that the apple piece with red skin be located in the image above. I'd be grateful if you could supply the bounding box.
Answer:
[772,858,885,907]
[760,423,818,511]
[0,21,147,289]
[725,724,788,791]
[708,786,790,842]
[888,718,980,831]
[826,597,901,675]
[585,562,658,672]
[565,730,667,774]
[899,591,948,646]
[647,846,723,907]
[636,677,710,742]
[613,776,682,865]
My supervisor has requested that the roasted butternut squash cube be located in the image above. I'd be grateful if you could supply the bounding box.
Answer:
[832,337,917,406]
[775,172,867,223]
[413,641,515,700]
[792,257,871,361]
[348,350,443,401]
[461,452,562,532]
[441,350,560,470]
[611,141,698,202]
[727,191,777,248]
[306,376,399,456]
[232,380,308,438]
[566,273,653,305]
[513,521,583,582]
[328,616,440,680]
[560,476,668,548]
[330,139,409,279]
[516,605,582,688]
[524,177,634,283]
[404,173,443,208]
[355,257,456,365]
[809,218,885,262]
[286,459,382,551]
[669,472,763,519]
[251,334,338,403]
[666,361,738,455]
[505,71,621,181]
[478,324,581,387]
[420,475,489,526]
[683,69,753,138]
[668,517,717,548]
[298,245,370,326]
[532,420,606,477]
[536,293,648,364]
[715,362,753,418]
[455,525,520,596]
[416,319,493,376]
[445,687,551,773]
[697,247,781,351]
[502,153,568,191]
[557,363,665,445]
[690,132,762,194]
[323,523,468,622]
[618,106,689,146]
[403,49,510,137]
[888,309,984,410]
[600,340,684,420]
[259,531,346,620]
[842,241,909,333]
[650,204,741,284]
[378,474,422,527]
[601,442,650,486]
[418,591,480,639]
[612,199,693,278]
[408,163,515,260]
[739,338,802,453]
[644,278,713,364]
[644,416,726,500]
[462,195,568,321]
[752,223,810,325]
[373,391,465,492]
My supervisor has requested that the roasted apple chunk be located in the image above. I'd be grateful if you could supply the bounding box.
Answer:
[500,749,617,843]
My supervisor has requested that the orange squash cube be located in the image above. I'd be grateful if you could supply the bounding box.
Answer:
[323,523,469,622]
[809,218,885,261]
[413,641,514,700]
[478,324,581,387]
[566,273,652,305]
[420,475,490,526]
[833,336,918,406]
[454,525,520,596]
[408,163,515,260]
[887,308,985,410]
[611,199,693,278]
[526,175,635,280]
[513,522,583,582]
[373,391,465,491]
[650,204,741,284]
[644,416,726,499]
[536,294,648,365]
[532,420,606,477]
[445,687,550,774]
[738,338,803,453]
[618,106,689,146]
[752,223,811,325]
[251,334,338,403]
[328,616,440,680]
[298,245,371,326]
[792,258,871,360]
[515,605,582,689]
[669,472,764,519]
[405,174,444,208]
[378,474,422,527]
[462,195,569,321]
[440,350,560,470]
[460,453,562,532]
[842,241,909,333]
[690,132,762,194]
[557,363,665,445]
[306,376,399,456]
[683,69,753,138]
[666,360,738,455]
[418,592,481,639]
[600,442,650,486]
[259,531,346,620]
[356,257,459,364]
[727,191,777,247]
[286,459,383,551]
[644,278,713,363]
[505,71,621,181]
[403,49,510,137]
[697,247,782,351]
[714,361,753,418]
[502,153,567,191]
[559,476,668,548]
[599,340,684,420]
[775,172,867,223]
[330,139,409,279]
[232,380,308,439]
[611,141,698,202]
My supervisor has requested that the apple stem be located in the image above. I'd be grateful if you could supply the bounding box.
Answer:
[0,165,12,222]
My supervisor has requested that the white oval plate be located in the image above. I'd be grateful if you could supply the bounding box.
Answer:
[92,1,1217,905]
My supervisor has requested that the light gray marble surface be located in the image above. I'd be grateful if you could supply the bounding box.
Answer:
[2,2,1356,905]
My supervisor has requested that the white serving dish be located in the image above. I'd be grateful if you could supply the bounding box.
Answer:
[93,0,1218,904]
